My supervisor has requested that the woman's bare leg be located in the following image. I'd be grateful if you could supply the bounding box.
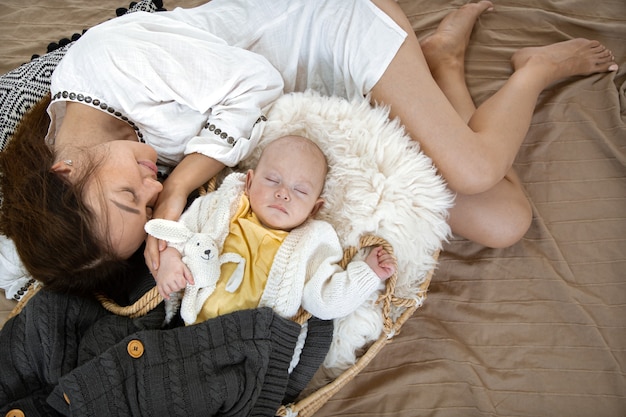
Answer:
[370,0,617,196]
[369,0,616,247]
[419,3,488,123]
[419,1,531,247]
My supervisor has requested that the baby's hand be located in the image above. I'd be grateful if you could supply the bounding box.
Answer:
[365,246,396,281]
[154,247,195,300]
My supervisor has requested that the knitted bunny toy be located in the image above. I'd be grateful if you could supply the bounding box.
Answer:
[145,219,245,324]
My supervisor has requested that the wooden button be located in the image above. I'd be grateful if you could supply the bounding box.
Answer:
[63,392,71,404]
[127,339,145,358]
[6,409,25,417]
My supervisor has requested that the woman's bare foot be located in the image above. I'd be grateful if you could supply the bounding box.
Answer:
[511,38,618,87]
[420,0,494,77]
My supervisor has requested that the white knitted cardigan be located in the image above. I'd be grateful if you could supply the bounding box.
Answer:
[176,172,382,322]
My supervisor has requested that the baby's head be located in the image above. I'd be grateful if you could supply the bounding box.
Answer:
[245,135,327,231]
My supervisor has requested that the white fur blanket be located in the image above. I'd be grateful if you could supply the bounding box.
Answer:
[240,90,453,373]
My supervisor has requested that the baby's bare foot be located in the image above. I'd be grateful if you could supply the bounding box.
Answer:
[421,0,494,75]
[511,38,618,85]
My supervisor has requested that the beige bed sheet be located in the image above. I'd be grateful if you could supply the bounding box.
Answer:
[1,0,625,416]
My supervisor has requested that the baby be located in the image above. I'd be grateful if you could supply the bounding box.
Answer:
[148,135,395,324]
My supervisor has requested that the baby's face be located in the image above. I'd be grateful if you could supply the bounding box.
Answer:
[246,137,326,231]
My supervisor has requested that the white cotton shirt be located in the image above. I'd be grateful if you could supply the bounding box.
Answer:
[47,0,406,167]
[48,13,285,167]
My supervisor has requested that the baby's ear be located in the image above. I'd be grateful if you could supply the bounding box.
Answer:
[145,219,191,243]
[310,197,325,217]
[244,169,254,195]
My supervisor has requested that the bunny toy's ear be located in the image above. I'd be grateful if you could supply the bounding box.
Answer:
[144,219,192,243]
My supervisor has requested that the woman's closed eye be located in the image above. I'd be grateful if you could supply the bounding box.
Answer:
[109,188,144,216]
[123,188,137,201]
[125,189,154,219]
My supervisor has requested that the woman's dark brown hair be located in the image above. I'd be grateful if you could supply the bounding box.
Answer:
[0,94,128,297]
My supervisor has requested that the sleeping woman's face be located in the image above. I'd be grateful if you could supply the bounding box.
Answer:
[83,141,163,259]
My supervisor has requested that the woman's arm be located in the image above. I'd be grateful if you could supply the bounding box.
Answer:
[145,153,224,274]
[158,153,225,222]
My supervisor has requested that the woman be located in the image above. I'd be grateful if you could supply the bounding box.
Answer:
[0,0,617,298]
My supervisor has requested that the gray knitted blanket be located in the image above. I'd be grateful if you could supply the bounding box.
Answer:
[0,287,332,416]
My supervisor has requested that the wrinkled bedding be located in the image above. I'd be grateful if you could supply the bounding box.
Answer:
[1,0,625,415]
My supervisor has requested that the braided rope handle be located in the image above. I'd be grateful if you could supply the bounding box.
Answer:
[198,176,218,196]
[96,234,398,322]
[96,287,163,319]
[9,234,400,322]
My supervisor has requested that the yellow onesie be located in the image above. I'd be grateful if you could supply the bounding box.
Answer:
[194,194,288,324]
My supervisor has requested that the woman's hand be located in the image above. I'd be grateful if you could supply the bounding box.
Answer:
[144,183,188,276]
[144,153,225,277]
